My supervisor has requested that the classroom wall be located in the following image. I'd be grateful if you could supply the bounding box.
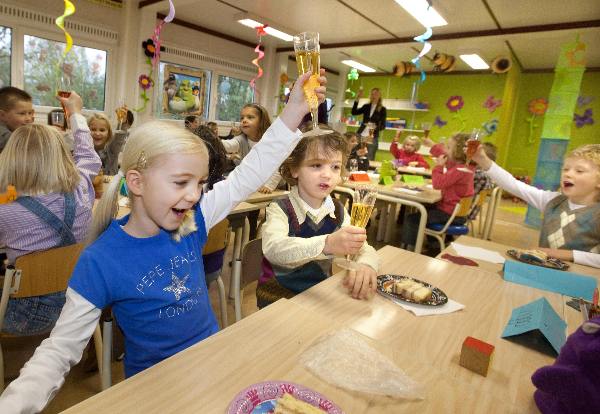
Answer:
[505,71,600,176]
[344,70,599,170]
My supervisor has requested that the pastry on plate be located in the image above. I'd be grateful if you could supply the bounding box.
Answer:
[274,393,326,414]
[519,249,548,263]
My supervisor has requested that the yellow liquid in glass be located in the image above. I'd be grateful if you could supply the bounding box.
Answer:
[350,203,374,228]
[295,50,320,109]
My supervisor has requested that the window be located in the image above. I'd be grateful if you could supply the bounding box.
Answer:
[157,62,211,120]
[0,26,11,88]
[23,35,107,110]
[216,75,254,121]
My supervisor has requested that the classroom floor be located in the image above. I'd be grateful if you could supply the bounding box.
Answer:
[2,198,539,413]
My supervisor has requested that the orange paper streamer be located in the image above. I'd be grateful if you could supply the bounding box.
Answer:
[250,26,267,101]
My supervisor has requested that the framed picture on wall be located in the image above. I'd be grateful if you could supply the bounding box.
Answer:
[159,64,206,119]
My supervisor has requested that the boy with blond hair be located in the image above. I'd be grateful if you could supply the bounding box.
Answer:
[472,144,600,268]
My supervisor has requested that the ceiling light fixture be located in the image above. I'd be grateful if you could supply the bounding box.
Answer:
[459,54,490,70]
[395,0,447,28]
[341,60,377,73]
[237,17,294,42]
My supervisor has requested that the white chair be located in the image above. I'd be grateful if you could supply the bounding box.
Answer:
[424,196,473,251]
[0,244,104,391]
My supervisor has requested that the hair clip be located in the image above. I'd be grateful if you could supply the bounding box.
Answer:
[136,151,147,170]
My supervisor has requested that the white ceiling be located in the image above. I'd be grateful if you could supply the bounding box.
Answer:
[155,0,600,73]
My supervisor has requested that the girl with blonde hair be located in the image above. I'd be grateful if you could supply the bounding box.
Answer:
[0,92,101,336]
[0,71,327,413]
[88,111,131,175]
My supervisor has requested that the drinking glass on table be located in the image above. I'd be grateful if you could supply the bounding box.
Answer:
[349,158,358,172]
[421,122,432,140]
[293,31,331,137]
[50,111,65,128]
[366,122,376,144]
[333,185,378,270]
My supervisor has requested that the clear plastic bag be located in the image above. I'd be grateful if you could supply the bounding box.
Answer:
[300,328,425,400]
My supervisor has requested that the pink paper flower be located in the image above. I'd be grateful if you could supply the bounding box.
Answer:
[138,74,154,90]
[483,96,502,113]
[446,95,464,112]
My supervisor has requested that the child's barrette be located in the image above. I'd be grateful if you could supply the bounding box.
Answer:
[119,176,129,197]
[136,151,148,170]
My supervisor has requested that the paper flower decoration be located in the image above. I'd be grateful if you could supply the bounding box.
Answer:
[446,96,464,112]
[483,96,502,113]
[138,74,153,90]
[528,98,548,116]
[142,39,165,59]
[574,108,594,128]
[577,95,595,108]
[482,119,499,135]
[347,68,359,81]
[434,115,447,128]
[525,98,549,144]
[446,96,466,130]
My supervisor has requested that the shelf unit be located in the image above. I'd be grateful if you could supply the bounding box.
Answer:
[345,124,424,133]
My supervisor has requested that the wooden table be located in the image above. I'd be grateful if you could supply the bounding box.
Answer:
[437,236,600,279]
[245,189,289,206]
[65,246,580,413]
[397,166,433,177]
[340,178,441,251]
[438,235,600,335]
[292,245,580,412]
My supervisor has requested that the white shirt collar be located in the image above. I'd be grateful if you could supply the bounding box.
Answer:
[288,186,336,225]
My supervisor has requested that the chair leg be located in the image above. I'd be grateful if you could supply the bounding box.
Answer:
[101,316,112,390]
[93,324,103,378]
[216,275,228,329]
[0,341,4,392]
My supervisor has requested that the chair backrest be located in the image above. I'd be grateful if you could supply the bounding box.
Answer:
[202,218,230,255]
[455,196,474,218]
[241,238,263,289]
[475,188,492,209]
[11,243,84,298]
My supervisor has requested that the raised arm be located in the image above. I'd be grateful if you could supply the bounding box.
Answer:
[201,70,327,230]
[0,288,101,413]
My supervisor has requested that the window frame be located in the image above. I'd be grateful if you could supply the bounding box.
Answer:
[0,15,116,120]
[213,74,255,123]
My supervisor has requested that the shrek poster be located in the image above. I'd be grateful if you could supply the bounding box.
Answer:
[160,64,206,119]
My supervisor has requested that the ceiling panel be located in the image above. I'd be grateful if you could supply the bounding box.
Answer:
[155,0,600,74]
[488,0,600,28]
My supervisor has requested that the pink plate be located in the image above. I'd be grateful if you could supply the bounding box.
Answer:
[227,380,344,414]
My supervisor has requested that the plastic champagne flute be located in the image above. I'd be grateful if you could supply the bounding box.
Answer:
[293,32,331,137]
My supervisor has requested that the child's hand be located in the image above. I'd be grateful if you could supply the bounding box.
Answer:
[434,153,448,167]
[471,144,492,170]
[279,69,326,131]
[392,133,400,143]
[357,147,368,157]
[356,87,363,99]
[342,265,377,300]
[323,226,366,256]
[423,137,435,147]
[537,247,574,262]
[58,91,83,115]
[257,186,272,194]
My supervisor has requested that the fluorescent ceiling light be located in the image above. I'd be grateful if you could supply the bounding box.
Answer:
[459,54,490,70]
[395,0,447,27]
[237,18,293,42]
[341,60,377,73]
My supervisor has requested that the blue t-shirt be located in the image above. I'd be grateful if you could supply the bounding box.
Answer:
[69,206,218,377]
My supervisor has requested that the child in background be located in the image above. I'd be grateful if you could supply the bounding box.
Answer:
[390,132,429,168]
[401,133,474,250]
[206,121,219,137]
[260,130,379,306]
[88,112,133,175]
[0,70,326,413]
[0,92,101,336]
[472,143,600,268]
[221,103,281,194]
[344,131,369,172]
[468,142,497,221]
[0,86,35,153]
[184,115,201,131]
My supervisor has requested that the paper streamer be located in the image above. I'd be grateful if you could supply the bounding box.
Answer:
[55,0,76,57]
[411,27,432,84]
[250,26,267,101]
[151,0,175,66]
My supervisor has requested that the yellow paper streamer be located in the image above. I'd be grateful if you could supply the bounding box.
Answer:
[55,0,76,57]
